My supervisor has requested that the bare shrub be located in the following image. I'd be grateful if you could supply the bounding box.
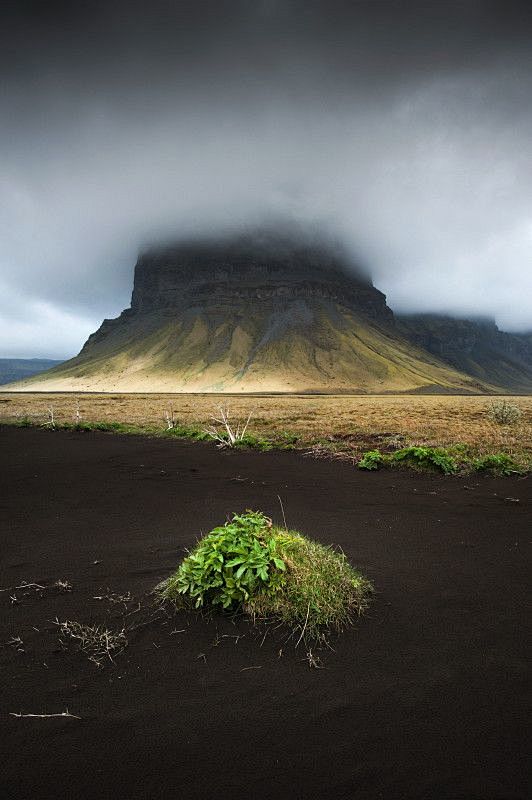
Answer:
[43,406,56,428]
[204,406,253,447]
[164,409,176,429]
[487,400,522,425]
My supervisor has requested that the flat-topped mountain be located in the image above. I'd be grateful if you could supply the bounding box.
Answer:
[5,233,531,393]
[130,235,390,321]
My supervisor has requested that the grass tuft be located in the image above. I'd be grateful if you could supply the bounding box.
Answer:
[158,511,372,643]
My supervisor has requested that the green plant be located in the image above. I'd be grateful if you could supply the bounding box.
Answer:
[234,433,274,451]
[276,432,299,449]
[14,416,32,427]
[159,511,372,642]
[472,453,522,476]
[160,511,286,610]
[392,446,457,475]
[486,400,522,425]
[358,450,385,470]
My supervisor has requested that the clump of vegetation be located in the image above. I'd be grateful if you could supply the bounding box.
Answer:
[161,511,286,609]
[159,511,372,643]
[358,445,458,474]
[13,415,32,427]
[164,423,210,441]
[358,444,526,476]
[358,450,385,470]
[486,399,522,425]
[472,453,522,476]
[392,446,458,474]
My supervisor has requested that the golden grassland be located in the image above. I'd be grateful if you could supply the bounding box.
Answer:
[1,392,531,465]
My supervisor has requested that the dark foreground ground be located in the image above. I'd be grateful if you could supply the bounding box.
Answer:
[0,426,530,800]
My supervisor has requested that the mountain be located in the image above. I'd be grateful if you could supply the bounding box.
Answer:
[4,233,531,393]
[0,358,64,386]
[398,315,532,393]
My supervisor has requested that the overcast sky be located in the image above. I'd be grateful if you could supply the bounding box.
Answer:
[1,0,531,358]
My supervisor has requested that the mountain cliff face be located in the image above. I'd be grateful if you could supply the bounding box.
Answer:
[5,234,531,393]
[399,315,532,393]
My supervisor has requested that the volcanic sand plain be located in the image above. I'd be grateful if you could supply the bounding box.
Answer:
[1,424,530,799]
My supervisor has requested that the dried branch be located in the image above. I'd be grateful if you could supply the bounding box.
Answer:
[164,410,176,430]
[204,406,254,448]
[10,709,80,719]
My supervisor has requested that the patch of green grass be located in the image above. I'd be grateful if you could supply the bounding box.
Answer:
[472,453,522,476]
[234,433,274,451]
[163,424,211,441]
[276,431,300,449]
[59,420,143,434]
[358,449,385,470]
[158,510,372,643]
[13,416,33,427]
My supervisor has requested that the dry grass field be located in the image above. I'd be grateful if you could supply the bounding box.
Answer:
[1,392,531,464]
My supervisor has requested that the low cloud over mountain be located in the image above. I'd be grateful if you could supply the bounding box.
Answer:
[1,1,531,357]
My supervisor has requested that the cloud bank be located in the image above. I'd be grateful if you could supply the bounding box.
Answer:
[1,1,531,357]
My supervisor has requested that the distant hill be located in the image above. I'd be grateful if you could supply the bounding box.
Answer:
[398,315,532,393]
[4,233,531,394]
[0,358,64,386]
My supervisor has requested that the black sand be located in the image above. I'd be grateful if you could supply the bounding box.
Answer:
[0,426,529,799]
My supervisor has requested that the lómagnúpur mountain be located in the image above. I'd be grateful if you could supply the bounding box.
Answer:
[7,233,532,393]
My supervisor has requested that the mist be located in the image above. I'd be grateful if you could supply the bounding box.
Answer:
[1,1,531,358]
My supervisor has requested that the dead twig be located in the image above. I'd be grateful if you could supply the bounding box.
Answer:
[304,649,323,669]
[10,709,80,720]
[42,406,56,428]
[295,603,311,648]
[15,581,45,590]
[277,494,287,529]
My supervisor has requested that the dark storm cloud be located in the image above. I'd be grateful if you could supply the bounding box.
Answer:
[1,1,531,356]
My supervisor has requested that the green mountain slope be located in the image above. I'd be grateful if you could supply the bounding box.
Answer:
[8,302,494,394]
